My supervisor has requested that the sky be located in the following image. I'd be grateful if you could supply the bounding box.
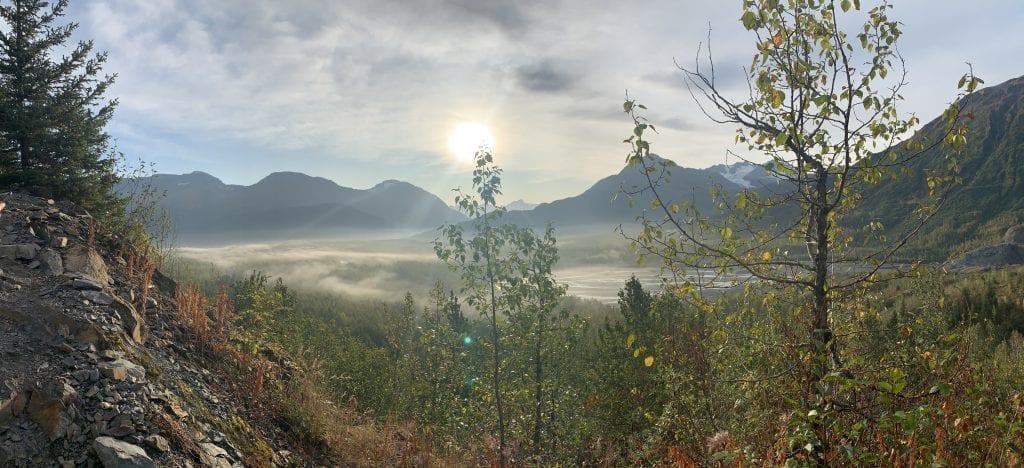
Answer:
[67,0,1024,204]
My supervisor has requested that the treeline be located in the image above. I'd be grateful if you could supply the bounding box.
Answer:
[170,255,1024,465]
[162,148,1024,465]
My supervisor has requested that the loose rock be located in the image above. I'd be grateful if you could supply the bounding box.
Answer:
[26,378,78,440]
[82,290,114,306]
[144,434,169,452]
[111,296,145,344]
[92,436,156,468]
[72,277,104,291]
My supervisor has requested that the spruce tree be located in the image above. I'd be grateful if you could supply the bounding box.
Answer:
[0,0,118,210]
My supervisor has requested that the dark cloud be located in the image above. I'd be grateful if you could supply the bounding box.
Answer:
[643,57,751,92]
[657,116,691,131]
[446,0,531,36]
[515,61,579,93]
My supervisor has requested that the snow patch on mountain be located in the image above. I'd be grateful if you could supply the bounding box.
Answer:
[719,164,758,188]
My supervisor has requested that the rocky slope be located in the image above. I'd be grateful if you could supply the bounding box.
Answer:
[0,192,293,467]
[946,225,1024,270]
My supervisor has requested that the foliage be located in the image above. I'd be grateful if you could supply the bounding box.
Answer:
[434,150,585,464]
[0,0,120,211]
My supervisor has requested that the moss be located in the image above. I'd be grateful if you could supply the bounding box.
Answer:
[134,349,162,379]
[175,382,275,465]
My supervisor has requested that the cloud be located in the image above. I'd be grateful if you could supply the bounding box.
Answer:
[64,0,1024,204]
[514,60,580,93]
[641,58,751,93]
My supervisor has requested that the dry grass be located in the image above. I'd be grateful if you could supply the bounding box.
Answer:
[214,285,231,342]
[162,279,461,466]
[175,283,209,341]
[270,362,459,467]
[86,218,96,247]
[122,243,159,316]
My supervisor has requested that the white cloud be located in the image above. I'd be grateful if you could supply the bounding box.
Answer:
[70,0,1024,201]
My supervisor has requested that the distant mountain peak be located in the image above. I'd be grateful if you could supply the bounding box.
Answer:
[257,171,336,185]
[506,199,538,211]
[370,179,411,190]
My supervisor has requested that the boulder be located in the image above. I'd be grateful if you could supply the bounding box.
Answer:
[26,378,78,440]
[199,442,233,468]
[111,296,145,344]
[72,277,104,291]
[37,248,64,276]
[1005,225,1024,244]
[63,244,111,287]
[151,269,177,296]
[0,243,40,260]
[82,290,115,306]
[92,437,156,468]
[144,434,170,452]
[97,359,146,383]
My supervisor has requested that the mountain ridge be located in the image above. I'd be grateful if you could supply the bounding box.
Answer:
[123,171,466,243]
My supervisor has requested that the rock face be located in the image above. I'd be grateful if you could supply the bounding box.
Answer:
[26,378,78,440]
[0,243,40,260]
[947,243,1024,270]
[111,296,145,344]
[92,437,156,468]
[63,244,112,287]
[0,192,255,467]
[38,248,64,276]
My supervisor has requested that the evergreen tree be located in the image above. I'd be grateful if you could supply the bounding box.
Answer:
[0,0,119,209]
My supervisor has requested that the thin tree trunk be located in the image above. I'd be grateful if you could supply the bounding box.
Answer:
[811,170,835,382]
[532,314,543,461]
[483,219,506,467]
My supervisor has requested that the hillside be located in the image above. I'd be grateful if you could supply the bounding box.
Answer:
[125,171,466,242]
[0,191,418,466]
[854,75,1024,259]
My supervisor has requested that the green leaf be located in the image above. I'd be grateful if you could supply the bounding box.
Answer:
[774,131,789,147]
[840,0,852,12]
[740,11,758,30]
[626,333,636,348]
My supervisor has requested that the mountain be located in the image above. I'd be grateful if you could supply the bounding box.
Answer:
[505,199,538,211]
[124,171,466,242]
[853,75,1024,259]
[504,158,778,227]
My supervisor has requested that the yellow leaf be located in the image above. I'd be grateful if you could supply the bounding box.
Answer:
[761,251,772,261]
[644,356,655,367]
[772,34,783,47]
[626,333,636,349]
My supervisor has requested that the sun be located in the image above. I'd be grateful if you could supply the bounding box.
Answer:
[448,122,494,162]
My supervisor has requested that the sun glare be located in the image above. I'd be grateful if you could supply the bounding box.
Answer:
[448,122,494,162]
